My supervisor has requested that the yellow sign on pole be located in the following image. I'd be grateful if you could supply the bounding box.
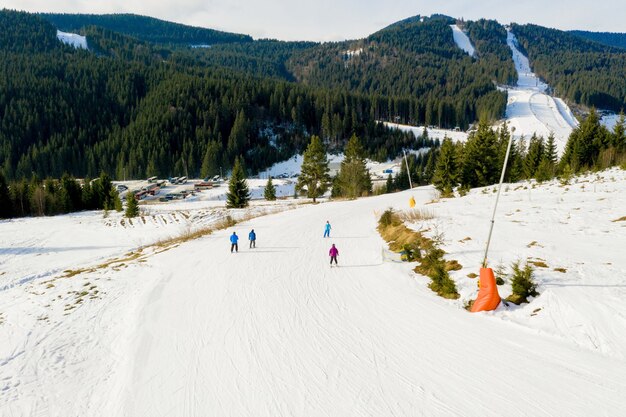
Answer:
[409,196,416,208]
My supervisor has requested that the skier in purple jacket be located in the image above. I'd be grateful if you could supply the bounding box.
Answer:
[329,244,339,265]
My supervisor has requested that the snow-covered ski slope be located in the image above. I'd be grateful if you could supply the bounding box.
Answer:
[450,24,475,56]
[2,169,626,416]
[56,30,88,49]
[505,30,578,154]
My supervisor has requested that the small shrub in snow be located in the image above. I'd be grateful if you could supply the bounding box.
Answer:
[428,262,460,300]
[378,208,399,228]
[506,261,539,305]
[559,164,573,185]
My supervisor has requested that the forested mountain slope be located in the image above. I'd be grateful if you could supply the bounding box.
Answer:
[287,16,515,129]
[512,24,626,112]
[570,30,626,50]
[0,10,422,180]
[40,12,252,45]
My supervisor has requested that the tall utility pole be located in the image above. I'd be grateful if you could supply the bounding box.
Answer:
[482,126,514,268]
[403,149,413,189]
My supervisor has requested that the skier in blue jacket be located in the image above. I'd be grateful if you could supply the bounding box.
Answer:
[248,229,256,249]
[323,221,331,238]
[230,232,239,253]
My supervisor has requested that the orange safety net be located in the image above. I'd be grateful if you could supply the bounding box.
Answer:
[471,268,501,312]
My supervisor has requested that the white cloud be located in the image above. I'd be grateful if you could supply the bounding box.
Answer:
[3,0,626,41]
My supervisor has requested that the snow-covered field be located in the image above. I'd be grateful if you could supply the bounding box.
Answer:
[258,153,405,180]
[450,24,475,57]
[504,30,578,154]
[600,112,624,131]
[56,30,88,50]
[383,122,469,143]
[2,167,626,416]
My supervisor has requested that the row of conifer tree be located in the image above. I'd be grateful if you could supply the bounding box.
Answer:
[2,110,625,217]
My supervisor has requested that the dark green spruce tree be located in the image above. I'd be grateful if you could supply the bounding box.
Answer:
[432,137,458,196]
[296,135,330,202]
[125,193,139,218]
[612,113,626,151]
[0,172,12,218]
[460,120,499,187]
[336,134,372,199]
[226,156,250,208]
[264,176,277,201]
[385,173,394,193]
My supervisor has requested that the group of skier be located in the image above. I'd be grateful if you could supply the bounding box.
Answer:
[229,229,256,253]
[229,220,339,265]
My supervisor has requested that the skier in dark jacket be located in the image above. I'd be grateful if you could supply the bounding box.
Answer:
[329,243,339,265]
[230,232,239,253]
[249,229,256,249]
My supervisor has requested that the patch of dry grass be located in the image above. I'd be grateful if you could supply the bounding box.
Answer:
[399,208,435,222]
[553,267,567,273]
[612,216,626,222]
[530,260,549,268]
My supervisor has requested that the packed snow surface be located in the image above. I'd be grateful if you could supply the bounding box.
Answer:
[56,30,88,50]
[504,30,578,154]
[2,169,626,415]
[450,24,475,57]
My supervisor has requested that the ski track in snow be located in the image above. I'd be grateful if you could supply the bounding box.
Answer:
[450,25,475,57]
[504,30,578,155]
[2,169,626,416]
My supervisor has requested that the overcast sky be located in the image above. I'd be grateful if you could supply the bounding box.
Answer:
[5,0,624,41]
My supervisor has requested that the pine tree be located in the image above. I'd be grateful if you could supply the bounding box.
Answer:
[200,140,222,179]
[111,188,123,212]
[497,122,521,183]
[523,134,545,179]
[264,176,276,201]
[544,133,557,165]
[125,193,139,218]
[561,108,609,171]
[296,135,330,202]
[612,113,626,151]
[0,172,12,218]
[534,158,553,183]
[336,134,371,199]
[226,110,248,159]
[385,173,394,193]
[432,137,458,196]
[226,156,250,208]
[81,177,96,210]
[460,120,498,187]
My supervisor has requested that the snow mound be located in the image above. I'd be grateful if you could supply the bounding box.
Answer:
[450,25,475,57]
[57,30,88,50]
